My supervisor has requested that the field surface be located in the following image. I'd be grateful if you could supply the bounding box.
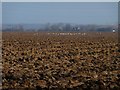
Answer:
[2,32,120,90]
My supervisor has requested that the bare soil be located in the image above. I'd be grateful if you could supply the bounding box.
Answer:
[2,32,120,90]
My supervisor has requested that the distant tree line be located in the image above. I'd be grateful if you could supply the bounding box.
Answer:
[2,23,117,32]
[3,25,24,32]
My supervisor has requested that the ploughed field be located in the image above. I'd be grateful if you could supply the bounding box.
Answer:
[2,32,120,89]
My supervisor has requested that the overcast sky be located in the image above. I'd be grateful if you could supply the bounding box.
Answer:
[2,2,118,25]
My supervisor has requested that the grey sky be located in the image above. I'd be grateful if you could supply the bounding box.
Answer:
[2,2,118,25]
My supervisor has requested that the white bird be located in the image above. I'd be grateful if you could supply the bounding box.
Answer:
[112,29,115,33]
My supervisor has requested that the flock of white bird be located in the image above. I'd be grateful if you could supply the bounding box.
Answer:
[33,29,116,36]
[47,32,87,36]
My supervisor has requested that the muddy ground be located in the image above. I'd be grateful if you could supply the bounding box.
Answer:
[2,32,120,90]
